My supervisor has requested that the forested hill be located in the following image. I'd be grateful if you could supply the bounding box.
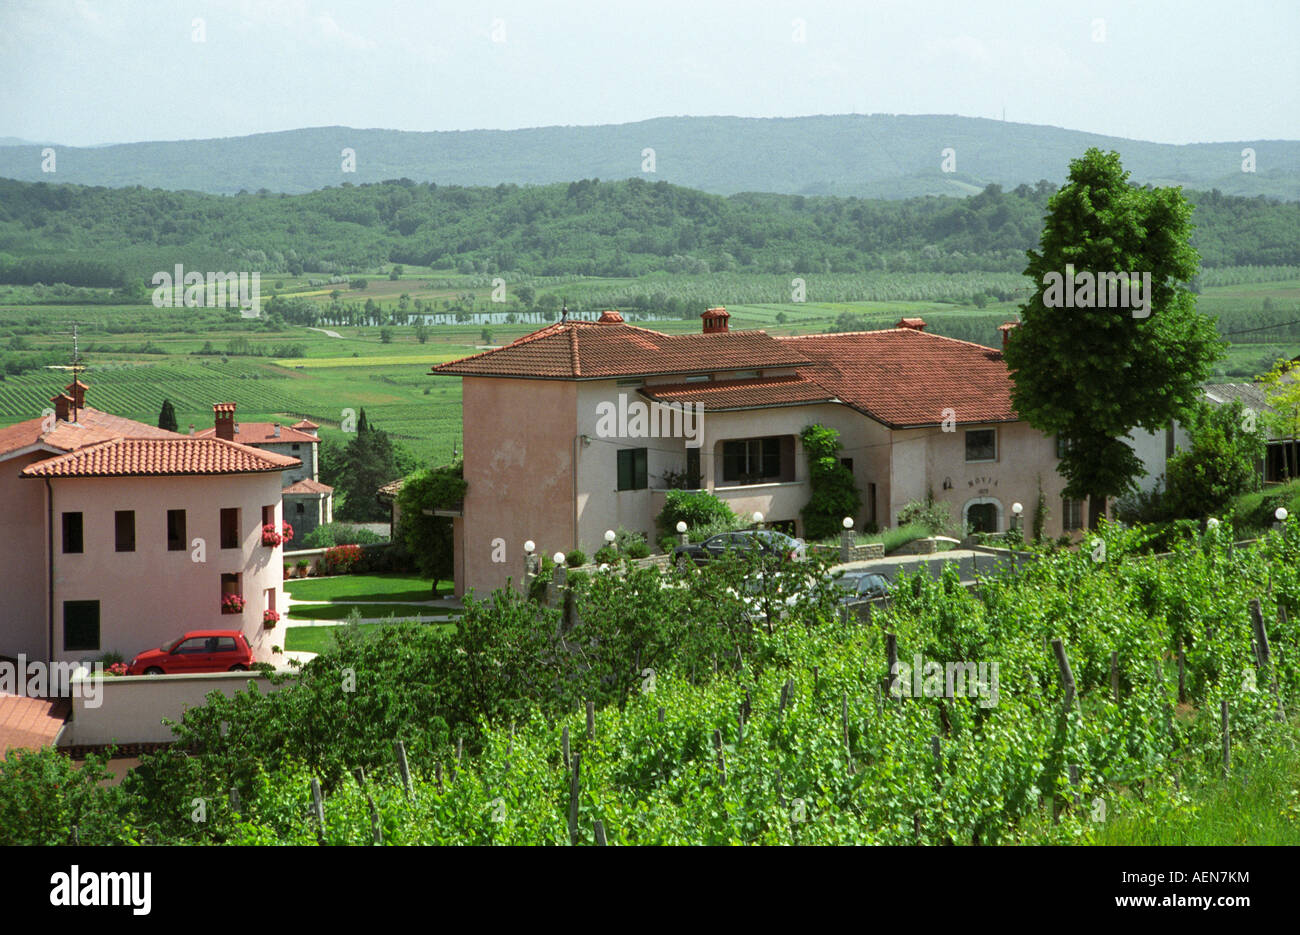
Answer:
[2,115,1296,200]
[1,176,1297,288]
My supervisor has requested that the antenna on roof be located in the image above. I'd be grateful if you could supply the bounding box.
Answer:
[52,321,87,421]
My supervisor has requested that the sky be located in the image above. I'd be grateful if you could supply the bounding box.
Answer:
[0,0,1296,147]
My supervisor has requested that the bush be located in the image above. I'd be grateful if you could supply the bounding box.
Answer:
[896,495,952,535]
[321,544,364,575]
[398,464,466,580]
[565,549,588,568]
[799,424,860,540]
[1163,399,1265,520]
[300,523,384,549]
[656,490,736,535]
[625,539,650,559]
[593,544,618,565]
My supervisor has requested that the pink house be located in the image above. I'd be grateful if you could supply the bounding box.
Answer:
[431,309,1083,598]
[0,381,300,664]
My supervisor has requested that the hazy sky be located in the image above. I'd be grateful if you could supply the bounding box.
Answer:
[1,0,1295,147]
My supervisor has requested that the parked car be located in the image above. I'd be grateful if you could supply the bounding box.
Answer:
[831,571,891,603]
[674,529,807,568]
[127,630,255,675]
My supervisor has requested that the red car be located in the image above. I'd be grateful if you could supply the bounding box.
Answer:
[127,630,255,675]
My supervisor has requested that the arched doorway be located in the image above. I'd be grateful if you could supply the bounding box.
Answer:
[963,498,1002,534]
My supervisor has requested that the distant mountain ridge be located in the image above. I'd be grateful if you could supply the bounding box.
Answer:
[0,115,1295,200]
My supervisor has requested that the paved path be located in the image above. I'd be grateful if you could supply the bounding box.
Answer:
[306,326,343,338]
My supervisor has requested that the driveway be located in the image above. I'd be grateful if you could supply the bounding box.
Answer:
[830,548,1032,586]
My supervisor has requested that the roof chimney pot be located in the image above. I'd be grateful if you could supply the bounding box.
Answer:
[702,306,730,334]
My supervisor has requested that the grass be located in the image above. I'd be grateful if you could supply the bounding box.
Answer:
[284,620,454,654]
[1228,479,1300,531]
[284,572,448,603]
[1088,719,1300,845]
[286,603,457,621]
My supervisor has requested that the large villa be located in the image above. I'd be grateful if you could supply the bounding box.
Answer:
[430,308,1083,597]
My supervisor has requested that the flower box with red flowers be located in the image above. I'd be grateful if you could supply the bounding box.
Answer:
[280,521,294,544]
[262,609,281,629]
[221,594,246,614]
[261,523,283,547]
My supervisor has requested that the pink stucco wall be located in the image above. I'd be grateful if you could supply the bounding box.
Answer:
[458,377,576,598]
[36,472,288,664]
[0,451,52,657]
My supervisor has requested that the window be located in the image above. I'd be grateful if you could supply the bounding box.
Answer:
[684,375,710,383]
[965,429,997,462]
[1063,498,1085,531]
[617,448,648,491]
[174,637,208,655]
[220,508,240,549]
[686,448,701,489]
[215,636,239,653]
[295,502,305,515]
[1165,426,1175,459]
[1056,435,1075,460]
[63,601,100,651]
[262,504,275,528]
[167,509,186,551]
[868,483,877,526]
[840,458,854,473]
[722,437,781,483]
[61,512,83,554]
[292,443,300,451]
[114,511,135,552]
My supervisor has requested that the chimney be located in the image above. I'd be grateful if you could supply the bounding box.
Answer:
[998,321,1020,351]
[895,317,926,331]
[273,423,281,438]
[213,402,236,441]
[65,380,87,412]
[702,306,730,334]
[50,393,72,423]
[188,424,195,435]
[597,310,624,324]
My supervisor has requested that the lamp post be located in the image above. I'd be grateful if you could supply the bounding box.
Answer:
[752,511,764,530]
[1275,506,1289,533]
[524,539,537,577]
[676,520,688,547]
[1011,502,1023,532]
[604,528,617,554]
[840,516,854,563]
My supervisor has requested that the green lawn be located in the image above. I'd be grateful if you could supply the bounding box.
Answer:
[287,602,459,621]
[284,573,449,603]
[284,620,454,653]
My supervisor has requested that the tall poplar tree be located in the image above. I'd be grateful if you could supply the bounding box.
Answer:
[1003,149,1222,528]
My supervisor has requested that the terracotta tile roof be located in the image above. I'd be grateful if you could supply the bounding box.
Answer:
[0,694,68,759]
[778,329,1017,427]
[21,437,300,478]
[430,321,809,380]
[291,419,320,430]
[377,477,405,500]
[213,402,237,414]
[283,477,334,495]
[195,422,318,444]
[640,374,837,411]
[0,406,181,460]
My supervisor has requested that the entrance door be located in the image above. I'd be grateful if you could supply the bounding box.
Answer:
[966,502,999,534]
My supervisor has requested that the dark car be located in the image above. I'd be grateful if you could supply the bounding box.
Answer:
[674,529,807,568]
[127,630,255,675]
[831,571,891,603]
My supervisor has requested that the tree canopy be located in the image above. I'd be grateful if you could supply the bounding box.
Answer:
[1003,149,1224,527]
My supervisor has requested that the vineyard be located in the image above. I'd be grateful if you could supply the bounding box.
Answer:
[8,519,1298,845]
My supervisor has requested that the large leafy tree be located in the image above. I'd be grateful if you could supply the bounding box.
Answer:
[1003,149,1223,528]
[1163,399,1265,519]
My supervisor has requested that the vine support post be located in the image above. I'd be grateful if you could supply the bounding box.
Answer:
[1051,637,1077,712]
[1221,700,1231,777]
[586,701,595,740]
[310,778,325,844]
[393,740,411,795]
[1109,651,1120,704]
[568,753,581,846]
